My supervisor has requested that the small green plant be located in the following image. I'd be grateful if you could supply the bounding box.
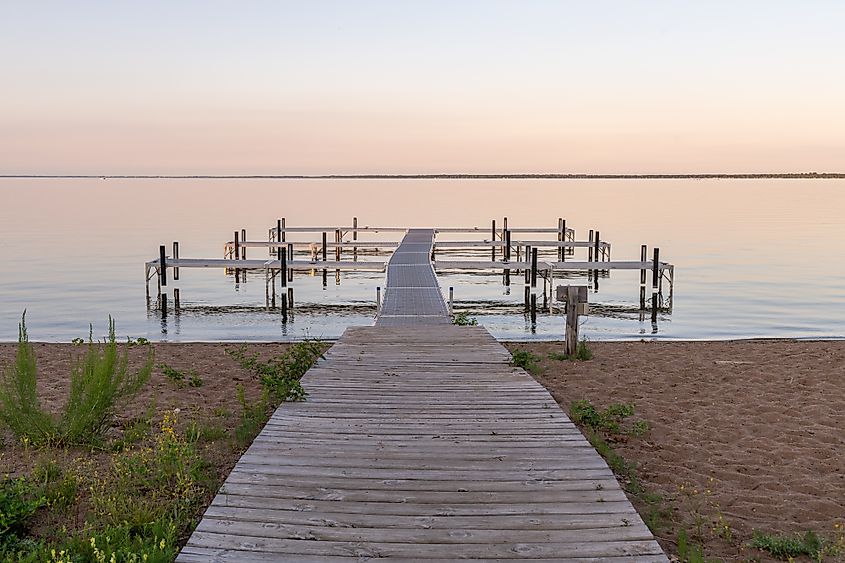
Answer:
[159,363,185,384]
[127,337,150,347]
[677,528,707,562]
[0,477,45,544]
[159,363,203,388]
[0,314,153,446]
[549,338,593,361]
[187,371,204,387]
[510,349,540,374]
[232,385,270,450]
[751,530,831,561]
[71,338,84,346]
[569,399,636,435]
[226,341,323,404]
[573,338,593,360]
[452,312,478,326]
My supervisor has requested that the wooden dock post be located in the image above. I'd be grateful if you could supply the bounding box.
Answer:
[491,219,496,261]
[557,218,563,261]
[640,244,647,310]
[523,245,531,309]
[322,231,327,287]
[276,219,282,257]
[588,230,594,261]
[287,243,294,283]
[233,231,240,260]
[504,229,511,286]
[173,288,180,311]
[376,286,381,315]
[530,247,538,323]
[558,285,588,356]
[280,247,287,292]
[287,287,294,311]
[594,230,601,264]
[353,217,358,261]
[172,241,179,280]
[652,247,660,323]
[335,229,341,261]
[158,245,167,314]
[449,286,454,315]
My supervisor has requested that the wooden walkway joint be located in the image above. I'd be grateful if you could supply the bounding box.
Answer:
[178,230,667,562]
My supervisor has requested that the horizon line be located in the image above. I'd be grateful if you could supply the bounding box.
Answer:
[1,172,844,180]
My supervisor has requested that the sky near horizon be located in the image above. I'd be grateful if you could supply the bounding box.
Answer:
[2,1,844,175]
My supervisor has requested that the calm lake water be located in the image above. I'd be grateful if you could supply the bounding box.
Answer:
[1,179,843,342]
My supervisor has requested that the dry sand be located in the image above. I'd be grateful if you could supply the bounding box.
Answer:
[509,340,845,561]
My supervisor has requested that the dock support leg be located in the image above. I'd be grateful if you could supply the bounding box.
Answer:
[639,244,647,310]
[353,217,358,261]
[491,219,496,261]
[449,286,454,315]
[651,247,660,328]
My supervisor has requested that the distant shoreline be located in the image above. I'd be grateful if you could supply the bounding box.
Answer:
[1,173,844,180]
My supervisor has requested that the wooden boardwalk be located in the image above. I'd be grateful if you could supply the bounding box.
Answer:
[177,231,667,562]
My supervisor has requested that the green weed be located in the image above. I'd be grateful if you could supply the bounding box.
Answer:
[0,477,45,546]
[0,314,153,446]
[510,349,540,374]
[750,530,834,561]
[226,341,323,404]
[677,528,708,562]
[569,399,637,434]
[232,385,270,450]
[452,312,478,326]
[548,339,593,361]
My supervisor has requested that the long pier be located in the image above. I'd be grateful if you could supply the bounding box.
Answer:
[177,230,667,561]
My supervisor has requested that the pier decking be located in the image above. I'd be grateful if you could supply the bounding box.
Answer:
[177,230,667,561]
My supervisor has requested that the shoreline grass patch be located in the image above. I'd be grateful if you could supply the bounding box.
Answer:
[0,314,153,446]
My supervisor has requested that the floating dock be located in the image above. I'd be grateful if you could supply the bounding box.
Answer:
[176,230,668,561]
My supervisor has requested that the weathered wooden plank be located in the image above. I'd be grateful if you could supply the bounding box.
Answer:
[184,531,664,558]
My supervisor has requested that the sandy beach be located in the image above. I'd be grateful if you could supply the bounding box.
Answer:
[509,340,845,561]
[2,339,844,561]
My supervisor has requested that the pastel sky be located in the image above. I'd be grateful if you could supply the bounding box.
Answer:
[2,1,844,174]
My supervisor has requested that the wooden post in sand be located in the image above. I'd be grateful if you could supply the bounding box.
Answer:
[559,285,588,356]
